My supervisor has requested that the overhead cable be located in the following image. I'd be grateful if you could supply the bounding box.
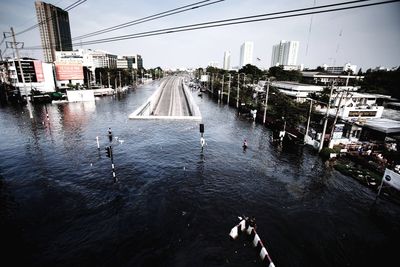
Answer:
[72,0,225,40]
[22,0,399,50]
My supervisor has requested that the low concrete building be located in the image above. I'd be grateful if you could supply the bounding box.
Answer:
[301,71,364,86]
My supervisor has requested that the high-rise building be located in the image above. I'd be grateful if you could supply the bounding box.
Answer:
[270,40,299,67]
[239,41,253,68]
[35,1,73,63]
[223,51,231,70]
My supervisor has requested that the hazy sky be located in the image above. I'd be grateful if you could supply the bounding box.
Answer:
[1,0,399,70]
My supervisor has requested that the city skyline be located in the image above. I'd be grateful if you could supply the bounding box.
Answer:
[1,0,399,70]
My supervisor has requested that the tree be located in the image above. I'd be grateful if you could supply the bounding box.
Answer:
[359,68,400,99]
[268,66,302,82]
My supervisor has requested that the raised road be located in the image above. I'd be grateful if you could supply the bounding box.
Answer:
[152,76,191,116]
[129,76,201,120]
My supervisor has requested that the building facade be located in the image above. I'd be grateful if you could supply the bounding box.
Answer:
[35,1,73,63]
[223,51,231,70]
[2,58,55,95]
[271,40,299,67]
[117,55,143,69]
[326,63,357,74]
[240,41,253,68]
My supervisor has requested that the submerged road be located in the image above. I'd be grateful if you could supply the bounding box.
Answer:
[152,76,191,116]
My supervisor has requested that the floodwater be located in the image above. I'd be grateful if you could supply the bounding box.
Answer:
[1,80,399,267]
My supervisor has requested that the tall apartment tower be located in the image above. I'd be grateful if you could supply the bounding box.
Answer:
[239,41,253,68]
[35,1,73,63]
[223,51,231,70]
[271,40,299,67]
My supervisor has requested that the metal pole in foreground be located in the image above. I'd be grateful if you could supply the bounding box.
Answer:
[263,78,270,124]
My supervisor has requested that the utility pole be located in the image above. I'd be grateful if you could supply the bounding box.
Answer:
[211,73,214,95]
[318,81,335,152]
[304,99,313,144]
[107,72,111,88]
[131,69,134,86]
[227,74,231,105]
[87,71,91,89]
[134,69,137,86]
[263,78,270,124]
[99,72,102,87]
[236,73,240,108]
[118,71,121,88]
[220,74,224,102]
[10,27,33,118]
[328,88,350,148]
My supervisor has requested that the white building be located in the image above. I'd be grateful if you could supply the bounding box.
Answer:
[91,50,117,69]
[271,40,299,67]
[240,41,253,68]
[271,81,324,103]
[2,58,55,95]
[223,51,231,70]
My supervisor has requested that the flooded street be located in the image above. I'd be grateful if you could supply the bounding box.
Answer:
[1,80,399,267]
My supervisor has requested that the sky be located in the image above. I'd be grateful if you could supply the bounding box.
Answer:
[0,0,399,70]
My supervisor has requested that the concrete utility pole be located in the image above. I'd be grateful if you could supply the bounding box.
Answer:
[328,88,350,148]
[118,71,121,88]
[318,81,335,152]
[211,73,214,94]
[227,74,231,105]
[220,74,224,102]
[304,99,313,144]
[236,73,240,108]
[131,69,134,85]
[107,72,111,88]
[11,27,33,118]
[263,79,270,124]
[88,71,92,89]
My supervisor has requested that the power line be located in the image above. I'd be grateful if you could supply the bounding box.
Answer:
[15,0,87,36]
[72,0,224,41]
[22,0,399,50]
[66,0,400,46]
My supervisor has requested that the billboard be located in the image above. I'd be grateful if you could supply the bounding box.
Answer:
[55,63,84,80]
[348,110,377,117]
[33,60,44,82]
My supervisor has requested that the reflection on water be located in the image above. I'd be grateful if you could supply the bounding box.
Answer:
[0,84,400,267]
